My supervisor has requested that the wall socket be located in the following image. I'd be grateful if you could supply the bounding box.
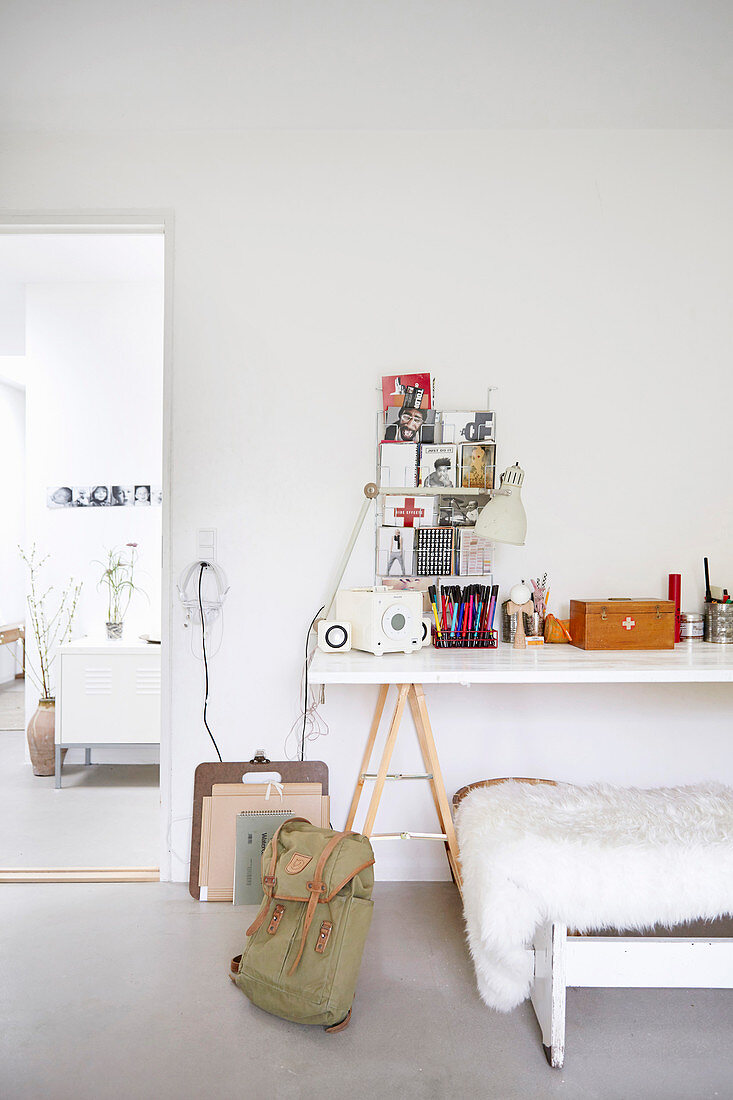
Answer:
[197,528,217,563]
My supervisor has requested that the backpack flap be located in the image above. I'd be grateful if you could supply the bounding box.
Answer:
[273,823,374,903]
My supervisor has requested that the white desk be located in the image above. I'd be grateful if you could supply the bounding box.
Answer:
[310,642,733,887]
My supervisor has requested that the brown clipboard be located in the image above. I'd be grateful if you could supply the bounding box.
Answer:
[188,760,329,900]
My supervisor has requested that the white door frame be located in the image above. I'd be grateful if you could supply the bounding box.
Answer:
[0,211,175,881]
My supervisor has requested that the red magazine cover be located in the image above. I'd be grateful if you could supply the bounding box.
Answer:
[381,373,433,411]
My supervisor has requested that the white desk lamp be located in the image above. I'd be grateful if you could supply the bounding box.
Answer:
[473,462,527,546]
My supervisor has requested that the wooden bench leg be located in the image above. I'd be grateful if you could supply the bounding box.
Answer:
[530,922,567,1069]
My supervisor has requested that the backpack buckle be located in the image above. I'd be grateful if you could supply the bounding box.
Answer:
[267,904,285,935]
[315,920,333,954]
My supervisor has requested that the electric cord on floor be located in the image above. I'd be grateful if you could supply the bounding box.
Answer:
[198,562,222,762]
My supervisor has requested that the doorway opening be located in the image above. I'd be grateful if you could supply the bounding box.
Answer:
[0,220,170,881]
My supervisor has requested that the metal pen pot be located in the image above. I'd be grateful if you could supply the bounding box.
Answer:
[501,600,517,643]
[705,604,733,643]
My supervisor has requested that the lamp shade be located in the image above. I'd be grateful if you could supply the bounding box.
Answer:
[474,463,527,545]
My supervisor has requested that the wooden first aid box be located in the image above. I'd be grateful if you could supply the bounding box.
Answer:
[569,599,676,650]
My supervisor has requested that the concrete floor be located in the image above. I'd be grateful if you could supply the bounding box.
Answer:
[2,881,732,1100]
[0,725,159,867]
[0,678,24,730]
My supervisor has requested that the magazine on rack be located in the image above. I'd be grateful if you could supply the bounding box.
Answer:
[377,526,415,577]
[419,444,457,488]
[383,495,438,528]
[437,492,489,527]
[459,442,496,490]
[384,405,436,443]
[439,410,495,444]
[378,442,419,488]
[381,373,433,411]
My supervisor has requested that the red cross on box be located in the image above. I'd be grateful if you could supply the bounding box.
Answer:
[622,616,636,630]
[392,498,424,527]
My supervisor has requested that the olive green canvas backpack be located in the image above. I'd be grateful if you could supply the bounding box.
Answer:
[230,818,375,1032]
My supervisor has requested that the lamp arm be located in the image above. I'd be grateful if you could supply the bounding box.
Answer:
[321,483,378,622]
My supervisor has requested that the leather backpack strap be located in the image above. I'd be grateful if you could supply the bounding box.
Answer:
[229,955,242,983]
[287,830,351,976]
[245,816,311,936]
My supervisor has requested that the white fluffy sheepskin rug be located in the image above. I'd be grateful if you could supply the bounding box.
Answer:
[455,781,733,1012]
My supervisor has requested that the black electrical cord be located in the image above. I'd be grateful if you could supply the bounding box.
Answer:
[301,605,325,761]
[198,562,223,763]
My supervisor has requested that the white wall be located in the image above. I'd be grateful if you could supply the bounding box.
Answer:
[0,380,26,684]
[4,129,731,880]
[23,280,164,757]
[2,7,733,880]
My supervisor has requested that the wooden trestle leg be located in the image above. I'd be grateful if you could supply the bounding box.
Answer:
[344,683,389,832]
[344,681,462,893]
[408,684,463,892]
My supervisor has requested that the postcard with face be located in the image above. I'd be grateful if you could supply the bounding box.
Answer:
[419,444,457,488]
[437,492,490,526]
[384,405,436,444]
[459,442,496,490]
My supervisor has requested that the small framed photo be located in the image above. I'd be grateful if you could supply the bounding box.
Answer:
[133,485,151,506]
[47,486,74,509]
[72,486,91,507]
[151,486,163,506]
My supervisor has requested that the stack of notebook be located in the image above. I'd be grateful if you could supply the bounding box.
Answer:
[197,781,330,903]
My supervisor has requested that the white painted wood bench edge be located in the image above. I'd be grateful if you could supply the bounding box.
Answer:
[529,923,733,1069]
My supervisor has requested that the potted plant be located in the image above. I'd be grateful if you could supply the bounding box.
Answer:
[96,543,144,639]
[19,545,82,776]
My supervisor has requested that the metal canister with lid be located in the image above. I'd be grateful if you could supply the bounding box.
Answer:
[679,612,704,641]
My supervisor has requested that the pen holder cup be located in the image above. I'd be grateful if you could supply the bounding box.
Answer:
[705,604,733,643]
[501,601,517,644]
[432,628,498,650]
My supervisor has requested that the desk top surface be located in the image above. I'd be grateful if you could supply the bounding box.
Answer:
[310,642,733,684]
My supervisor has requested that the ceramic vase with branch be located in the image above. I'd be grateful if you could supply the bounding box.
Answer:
[19,545,82,776]
[96,543,144,639]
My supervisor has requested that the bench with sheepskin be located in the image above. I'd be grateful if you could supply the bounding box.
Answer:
[454,778,733,1068]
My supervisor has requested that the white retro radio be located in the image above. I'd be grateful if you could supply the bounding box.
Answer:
[334,587,423,656]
